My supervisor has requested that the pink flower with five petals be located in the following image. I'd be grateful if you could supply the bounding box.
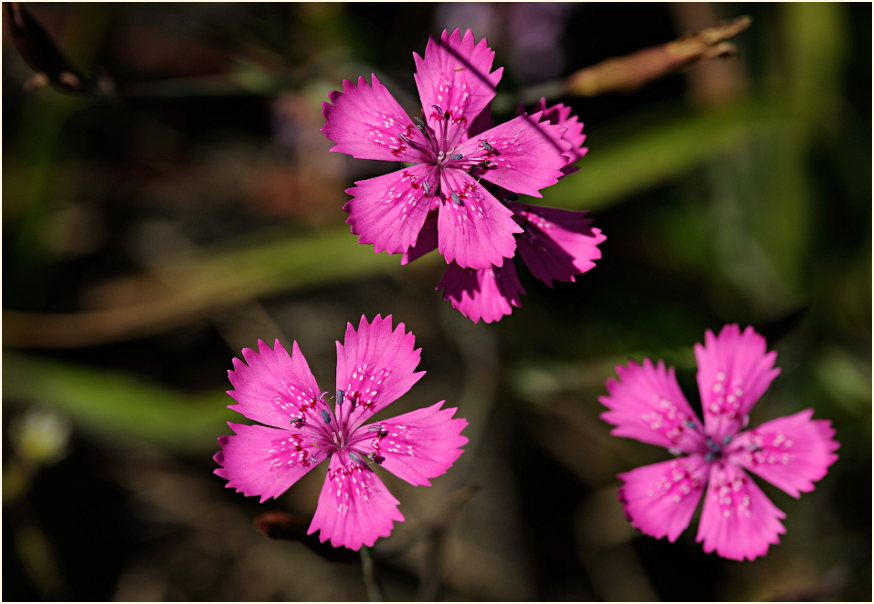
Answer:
[600,324,839,561]
[322,29,572,270]
[214,315,468,550]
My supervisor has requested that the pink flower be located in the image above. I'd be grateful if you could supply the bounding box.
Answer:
[322,29,572,270]
[599,325,839,561]
[214,315,468,550]
[435,100,605,323]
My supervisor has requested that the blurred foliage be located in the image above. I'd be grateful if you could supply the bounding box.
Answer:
[3,2,871,601]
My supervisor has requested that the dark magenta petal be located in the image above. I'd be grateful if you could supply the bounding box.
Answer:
[514,203,605,287]
[437,261,525,324]
[400,210,439,265]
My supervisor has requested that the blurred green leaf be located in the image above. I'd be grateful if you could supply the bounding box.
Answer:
[543,97,792,212]
[4,227,437,348]
[814,348,873,420]
[3,351,233,453]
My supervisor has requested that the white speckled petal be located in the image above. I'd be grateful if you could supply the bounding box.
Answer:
[344,163,437,256]
[696,461,786,561]
[227,339,324,429]
[359,401,468,486]
[322,74,429,163]
[437,168,521,270]
[453,112,569,198]
[307,453,403,550]
[729,409,839,498]
[695,324,781,443]
[335,315,425,429]
[618,455,708,543]
[214,423,325,503]
[600,358,708,454]
[413,28,503,148]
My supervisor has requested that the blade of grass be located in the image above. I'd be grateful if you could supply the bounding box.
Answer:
[4,227,437,348]
[3,351,234,453]
[543,96,795,211]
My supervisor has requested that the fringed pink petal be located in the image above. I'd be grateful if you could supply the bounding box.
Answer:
[437,169,521,270]
[322,74,428,163]
[694,325,781,443]
[214,423,323,503]
[513,203,606,287]
[453,111,570,198]
[227,339,323,429]
[617,455,708,542]
[356,401,468,486]
[600,359,708,454]
[437,261,525,324]
[529,98,588,169]
[696,462,786,561]
[344,164,437,255]
[729,409,839,498]
[307,454,403,550]
[413,28,503,148]
[400,209,438,266]
[335,315,425,428]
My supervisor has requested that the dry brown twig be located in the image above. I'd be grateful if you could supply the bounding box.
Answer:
[565,16,752,96]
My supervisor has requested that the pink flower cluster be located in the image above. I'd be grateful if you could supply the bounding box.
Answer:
[322,29,605,323]
[214,315,468,550]
[600,325,839,561]
[214,29,840,566]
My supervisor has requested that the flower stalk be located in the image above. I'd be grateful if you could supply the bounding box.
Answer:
[359,545,384,602]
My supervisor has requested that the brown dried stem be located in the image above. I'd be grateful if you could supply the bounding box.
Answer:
[565,16,752,96]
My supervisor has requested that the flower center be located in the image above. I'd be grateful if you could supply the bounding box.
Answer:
[705,435,733,463]
[399,105,470,168]
[288,389,359,458]
[330,426,347,450]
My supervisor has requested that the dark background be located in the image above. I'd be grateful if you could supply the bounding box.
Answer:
[3,3,871,600]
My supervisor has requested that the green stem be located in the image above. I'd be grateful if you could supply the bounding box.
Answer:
[359,545,384,601]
